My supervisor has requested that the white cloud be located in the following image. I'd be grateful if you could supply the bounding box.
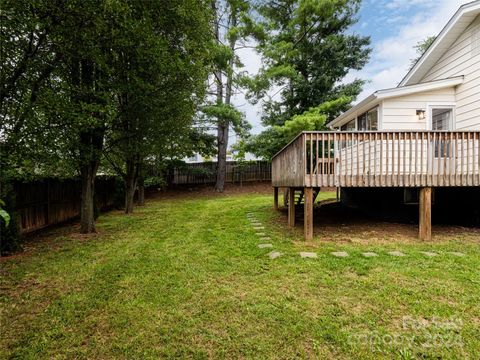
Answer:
[384,0,436,11]
[352,0,468,101]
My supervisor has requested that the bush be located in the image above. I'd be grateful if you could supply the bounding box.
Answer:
[0,182,21,256]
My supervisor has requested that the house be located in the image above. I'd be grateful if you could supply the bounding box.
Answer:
[329,1,480,133]
[271,1,480,240]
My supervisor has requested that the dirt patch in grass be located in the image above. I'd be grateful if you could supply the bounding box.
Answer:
[275,202,480,244]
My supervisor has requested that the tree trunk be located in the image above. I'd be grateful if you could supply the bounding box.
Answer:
[76,59,104,233]
[214,6,237,192]
[124,158,138,214]
[137,176,145,206]
[80,161,98,233]
[215,123,228,191]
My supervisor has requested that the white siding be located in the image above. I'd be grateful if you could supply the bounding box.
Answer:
[421,15,480,130]
[381,88,456,130]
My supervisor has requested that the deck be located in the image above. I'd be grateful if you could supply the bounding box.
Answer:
[272,131,480,188]
[271,131,480,240]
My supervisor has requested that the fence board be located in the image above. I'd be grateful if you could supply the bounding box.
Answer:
[168,161,271,185]
[14,177,118,234]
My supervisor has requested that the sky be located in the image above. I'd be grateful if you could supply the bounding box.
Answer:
[233,0,470,138]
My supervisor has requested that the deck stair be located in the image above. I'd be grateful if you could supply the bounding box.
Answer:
[284,189,319,206]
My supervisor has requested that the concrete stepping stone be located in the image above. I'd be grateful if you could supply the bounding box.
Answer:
[251,222,262,226]
[421,251,438,257]
[260,236,271,241]
[362,252,378,257]
[331,251,349,258]
[258,243,273,249]
[253,226,265,230]
[300,252,317,259]
[255,232,266,236]
[449,252,465,257]
[268,251,282,259]
[388,251,406,257]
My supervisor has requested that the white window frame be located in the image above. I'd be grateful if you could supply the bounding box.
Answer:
[426,103,456,130]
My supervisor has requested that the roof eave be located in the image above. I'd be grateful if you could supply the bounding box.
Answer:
[399,1,480,87]
[328,76,464,129]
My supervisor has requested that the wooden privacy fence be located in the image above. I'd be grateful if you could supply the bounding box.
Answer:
[272,131,480,188]
[168,161,271,185]
[14,177,118,234]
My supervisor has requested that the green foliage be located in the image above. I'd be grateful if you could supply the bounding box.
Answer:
[100,0,213,201]
[203,0,256,191]
[144,176,166,189]
[246,96,352,159]
[410,35,436,69]
[1,0,215,224]
[0,200,10,227]
[251,0,371,126]
[0,183,21,255]
[243,0,370,158]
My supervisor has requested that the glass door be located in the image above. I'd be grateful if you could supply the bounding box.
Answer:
[429,106,454,174]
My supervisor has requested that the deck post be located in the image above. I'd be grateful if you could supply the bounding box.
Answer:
[288,188,295,227]
[304,187,313,240]
[419,187,432,241]
[273,187,279,210]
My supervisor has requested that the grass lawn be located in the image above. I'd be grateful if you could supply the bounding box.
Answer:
[1,188,479,359]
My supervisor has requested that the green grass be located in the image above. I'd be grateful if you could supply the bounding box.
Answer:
[1,191,479,359]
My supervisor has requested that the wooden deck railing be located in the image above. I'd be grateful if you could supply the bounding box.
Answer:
[272,131,480,188]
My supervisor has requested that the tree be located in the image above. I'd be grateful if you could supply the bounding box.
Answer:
[103,0,213,213]
[244,0,371,158]
[242,96,352,159]
[410,36,436,69]
[0,0,113,233]
[1,0,215,233]
[204,0,254,192]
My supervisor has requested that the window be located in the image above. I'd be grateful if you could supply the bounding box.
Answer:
[368,108,378,130]
[431,108,453,130]
[430,106,454,158]
[340,119,356,131]
[358,113,367,131]
[358,107,378,131]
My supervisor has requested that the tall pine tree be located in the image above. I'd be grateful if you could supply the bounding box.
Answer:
[245,0,371,158]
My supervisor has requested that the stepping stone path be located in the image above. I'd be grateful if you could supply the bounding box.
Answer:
[299,252,317,259]
[450,252,465,257]
[388,251,406,257]
[421,251,438,257]
[331,251,349,258]
[258,244,273,249]
[268,251,282,259]
[362,252,378,257]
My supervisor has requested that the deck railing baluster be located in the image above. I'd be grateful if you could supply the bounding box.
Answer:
[271,131,480,190]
